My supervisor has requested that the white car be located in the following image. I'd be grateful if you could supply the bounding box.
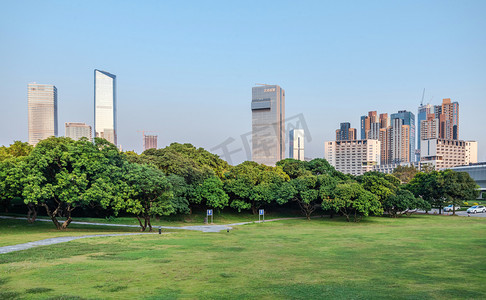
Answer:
[443,205,460,212]
[467,205,486,214]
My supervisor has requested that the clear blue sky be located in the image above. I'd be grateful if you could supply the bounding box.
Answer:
[1,0,485,164]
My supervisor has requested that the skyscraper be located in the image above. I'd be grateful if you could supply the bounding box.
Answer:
[417,104,432,148]
[335,122,357,141]
[391,118,411,163]
[360,111,377,139]
[251,84,285,166]
[289,129,304,161]
[65,122,92,141]
[390,110,415,162]
[28,83,58,146]
[440,98,459,140]
[143,135,158,151]
[94,69,117,145]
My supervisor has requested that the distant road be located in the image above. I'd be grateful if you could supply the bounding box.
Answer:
[419,209,486,218]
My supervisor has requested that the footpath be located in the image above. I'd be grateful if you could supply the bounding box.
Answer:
[0,215,308,254]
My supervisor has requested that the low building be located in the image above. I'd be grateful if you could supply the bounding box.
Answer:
[420,139,478,170]
[449,162,486,198]
[65,122,92,141]
[324,139,381,176]
[373,162,420,174]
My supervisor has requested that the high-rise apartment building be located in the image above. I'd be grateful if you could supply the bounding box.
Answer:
[94,69,117,145]
[379,113,389,129]
[390,110,415,162]
[379,127,392,164]
[417,103,432,153]
[251,84,285,166]
[143,135,158,151]
[65,122,92,141]
[391,118,411,163]
[289,129,304,161]
[439,98,459,140]
[335,122,357,141]
[360,111,378,139]
[28,83,58,146]
[325,139,381,176]
[421,139,477,170]
[420,114,439,141]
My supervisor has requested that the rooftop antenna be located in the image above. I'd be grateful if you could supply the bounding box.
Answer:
[420,88,425,106]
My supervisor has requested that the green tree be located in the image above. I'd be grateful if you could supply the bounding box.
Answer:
[224,161,289,214]
[276,158,310,179]
[407,171,445,214]
[323,182,383,222]
[22,137,127,230]
[289,175,321,220]
[392,165,419,184]
[359,172,400,203]
[383,188,430,217]
[194,176,229,210]
[441,170,479,215]
[124,163,174,231]
[0,141,33,161]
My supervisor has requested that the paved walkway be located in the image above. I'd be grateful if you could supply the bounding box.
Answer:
[0,233,158,254]
[0,215,311,254]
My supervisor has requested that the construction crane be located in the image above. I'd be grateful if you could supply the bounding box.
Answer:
[420,88,426,106]
[136,130,158,151]
[255,83,271,86]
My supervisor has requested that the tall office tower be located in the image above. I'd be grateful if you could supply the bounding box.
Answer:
[28,83,58,146]
[440,98,459,140]
[417,104,432,151]
[391,118,411,163]
[251,84,285,166]
[325,139,381,176]
[335,122,357,141]
[289,129,304,161]
[379,113,389,129]
[390,110,415,162]
[360,111,377,139]
[65,122,92,141]
[420,114,439,141]
[94,69,117,145]
[143,135,157,151]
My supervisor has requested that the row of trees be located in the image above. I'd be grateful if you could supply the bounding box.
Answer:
[0,138,479,230]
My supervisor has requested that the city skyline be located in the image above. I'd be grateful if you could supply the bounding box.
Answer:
[1,1,485,163]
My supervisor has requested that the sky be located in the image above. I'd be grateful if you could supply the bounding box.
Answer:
[1,0,485,164]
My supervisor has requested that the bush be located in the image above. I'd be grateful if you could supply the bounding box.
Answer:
[463,202,469,206]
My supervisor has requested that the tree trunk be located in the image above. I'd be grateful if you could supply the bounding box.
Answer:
[136,215,146,231]
[61,205,74,230]
[251,202,258,215]
[27,203,38,223]
[41,202,63,230]
[146,215,152,232]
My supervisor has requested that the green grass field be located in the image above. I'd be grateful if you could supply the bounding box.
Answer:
[1,215,486,299]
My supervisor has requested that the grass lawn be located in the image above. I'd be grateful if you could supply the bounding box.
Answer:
[1,215,486,299]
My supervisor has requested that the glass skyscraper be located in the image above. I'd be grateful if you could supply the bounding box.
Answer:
[28,83,58,146]
[289,129,304,161]
[94,69,117,145]
[251,84,285,166]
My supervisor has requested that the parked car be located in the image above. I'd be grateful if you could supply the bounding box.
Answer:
[467,205,486,214]
[443,205,460,212]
